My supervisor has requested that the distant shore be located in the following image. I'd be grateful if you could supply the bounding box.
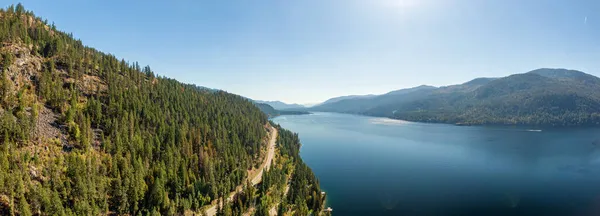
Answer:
[278,110,311,115]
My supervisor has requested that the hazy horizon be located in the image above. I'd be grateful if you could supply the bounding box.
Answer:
[11,0,600,104]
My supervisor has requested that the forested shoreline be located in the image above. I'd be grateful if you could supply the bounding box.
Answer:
[0,4,324,215]
[310,69,600,127]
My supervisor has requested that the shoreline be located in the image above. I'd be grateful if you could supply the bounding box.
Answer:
[201,124,278,216]
[300,111,598,129]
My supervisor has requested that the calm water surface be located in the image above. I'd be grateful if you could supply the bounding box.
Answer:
[272,112,600,216]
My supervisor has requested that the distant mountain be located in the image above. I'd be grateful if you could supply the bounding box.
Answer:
[310,85,437,113]
[463,77,497,85]
[313,68,600,126]
[384,85,437,96]
[254,100,305,110]
[529,68,598,81]
[255,103,310,117]
[316,94,377,106]
[302,103,319,107]
[310,88,442,111]
[255,103,278,116]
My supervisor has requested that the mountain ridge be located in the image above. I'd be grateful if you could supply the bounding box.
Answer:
[255,103,310,117]
[311,68,600,126]
[0,4,324,215]
[254,100,305,110]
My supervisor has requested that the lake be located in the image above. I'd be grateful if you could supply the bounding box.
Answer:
[272,112,600,216]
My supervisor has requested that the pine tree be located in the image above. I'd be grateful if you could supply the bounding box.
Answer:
[18,194,32,216]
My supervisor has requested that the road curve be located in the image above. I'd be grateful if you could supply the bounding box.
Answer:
[204,125,278,216]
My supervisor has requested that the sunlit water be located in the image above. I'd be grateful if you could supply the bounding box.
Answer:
[272,112,600,216]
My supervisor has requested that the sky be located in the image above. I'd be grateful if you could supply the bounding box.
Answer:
[6,0,600,104]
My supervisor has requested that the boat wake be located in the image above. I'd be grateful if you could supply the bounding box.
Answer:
[370,118,411,126]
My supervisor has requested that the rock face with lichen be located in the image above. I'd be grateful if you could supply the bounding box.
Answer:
[1,44,42,95]
[1,41,64,142]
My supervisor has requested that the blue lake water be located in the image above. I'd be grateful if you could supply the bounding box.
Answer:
[272,112,600,216]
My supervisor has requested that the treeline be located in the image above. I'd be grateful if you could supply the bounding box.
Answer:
[382,88,600,126]
[313,68,600,127]
[255,103,310,118]
[217,159,291,216]
[273,124,325,215]
[215,124,326,216]
[357,72,600,127]
[0,4,323,215]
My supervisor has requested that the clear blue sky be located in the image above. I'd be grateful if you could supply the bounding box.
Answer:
[7,0,600,104]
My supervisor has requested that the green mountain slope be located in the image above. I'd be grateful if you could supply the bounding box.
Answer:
[310,85,437,113]
[0,4,323,215]
[315,69,600,126]
[256,103,279,116]
[380,71,600,126]
[315,94,377,107]
[255,103,310,117]
[254,100,305,110]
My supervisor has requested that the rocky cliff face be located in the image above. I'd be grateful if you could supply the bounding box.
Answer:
[2,43,57,141]
[1,43,42,96]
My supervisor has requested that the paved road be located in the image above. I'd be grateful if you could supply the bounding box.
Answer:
[204,125,277,216]
[252,125,277,185]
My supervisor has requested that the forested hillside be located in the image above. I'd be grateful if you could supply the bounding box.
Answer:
[0,4,322,215]
[221,124,325,216]
[253,100,304,110]
[309,85,436,113]
[311,68,600,126]
[256,103,279,117]
[372,69,600,126]
[255,103,310,118]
